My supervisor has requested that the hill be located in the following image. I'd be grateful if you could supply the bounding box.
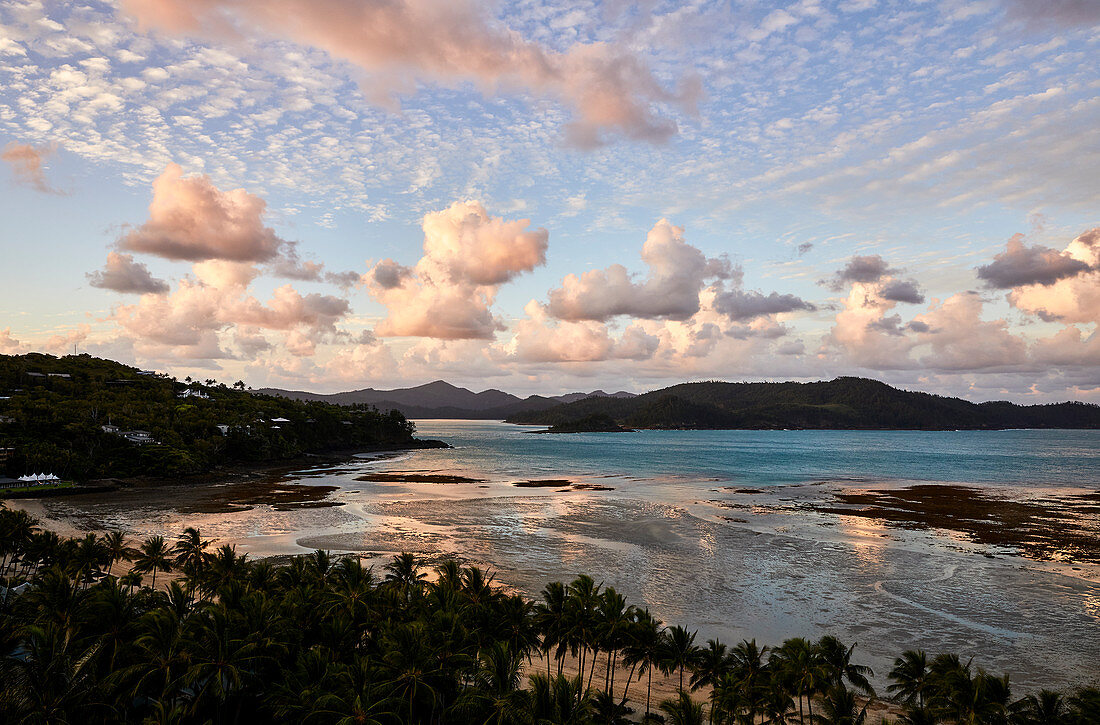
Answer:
[0,353,431,482]
[255,382,636,419]
[504,377,1100,430]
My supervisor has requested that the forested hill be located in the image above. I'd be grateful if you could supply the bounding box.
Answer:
[0,353,424,481]
[504,377,1100,430]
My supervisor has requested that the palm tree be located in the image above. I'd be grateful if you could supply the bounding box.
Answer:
[133,535,172,590]
[662,625,701,694]
[100,530,136,579]
[816,636,874,697]
[621,609,663,720]
[1011,689,1067,725]
[888,650,930,710]
[728,638,771,722]
[597,587,632,694]
[565,574,602,695]
[772,638,826,725]
[459,641,530,725]
[536,581,569,678]
[529,673,593,725]
[172,527,211,597]
[812,685,868,725]
[660,691,705,725]
[691,638,731,725]
[384,552,427,602]
[3,623,104,724]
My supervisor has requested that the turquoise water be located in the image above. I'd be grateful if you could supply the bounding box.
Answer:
[409,421,1100,488]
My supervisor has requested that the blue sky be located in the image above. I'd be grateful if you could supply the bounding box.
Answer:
[0,0,1098,400]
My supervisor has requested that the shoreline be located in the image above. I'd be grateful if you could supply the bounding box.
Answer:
[4,438,450,497]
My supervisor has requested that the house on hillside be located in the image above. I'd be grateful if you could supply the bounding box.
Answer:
[101,424,120,434]
[122,430,156,445]
[178,388,210,400]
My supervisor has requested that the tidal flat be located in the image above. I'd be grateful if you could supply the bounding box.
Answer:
[6,422,1100,693]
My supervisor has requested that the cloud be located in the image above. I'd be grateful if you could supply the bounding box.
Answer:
[369,259,413,289]
[0,328,26,354]
[713,288,815,320]
[976,233,1092,288]
[506,300,660,363]
[87,251,170,294]
[823,254,924,304]
[119,163,286,262]
[823,254,894,290]
[912,292,1028,372]
[113,259,352,359]
[119,0,697,147]
[879,278,926,304]
[1,142,62,194]
[999,0,1100,28]
[547,219,732,322]
[1006,228,1100,324]
[367,201,548,339]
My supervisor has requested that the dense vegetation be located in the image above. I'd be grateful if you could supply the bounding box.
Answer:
[546,415,633,434]
[1,506,1096,724]
[0,353,419,481]
[506,378,1100,431]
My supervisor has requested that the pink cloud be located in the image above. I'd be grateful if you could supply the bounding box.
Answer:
[368,201,548,339]
[119,163,286,263]
[547,219,732,322]
[113,259,351,359]
[87,252,170,294]
[0,328,26,354]
[1006,228,1100,324]
[1,142,62,194]
[120,0,697,146]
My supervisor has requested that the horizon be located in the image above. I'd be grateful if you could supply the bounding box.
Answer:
[1,1,1098,403]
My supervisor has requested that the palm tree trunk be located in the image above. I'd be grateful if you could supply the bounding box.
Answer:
[620,661,638,705]
[647,667,653,719]
[586,647,600,694]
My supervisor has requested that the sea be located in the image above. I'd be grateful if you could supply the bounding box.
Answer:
[10,421,1100,692]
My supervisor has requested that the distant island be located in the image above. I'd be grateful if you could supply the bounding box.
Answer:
[505,378,1100,431]
[540,414,635,434]
[0,353,437,483]
[256,380,636,420]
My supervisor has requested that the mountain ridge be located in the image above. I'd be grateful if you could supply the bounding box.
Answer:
[504,377,1100,430]
[254,381,636,419]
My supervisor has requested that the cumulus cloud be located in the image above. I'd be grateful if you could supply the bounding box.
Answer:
[976,233,1092,288]
[547,219,732,322]
[369,259,413,289]
[713,288,815,320]
[506,300,660,363]
[0,328,26,354]
[823,254,894,290]
[87,251,170,294]
[119,163,286,262]
[120,0,697,147]
[823,254,924,304]
[1,142,62,194]
[1006,228,1100,324]
[879,278,926,304]
[912,292,1028,371]
[367,201,548,339]
[113,259,352,359]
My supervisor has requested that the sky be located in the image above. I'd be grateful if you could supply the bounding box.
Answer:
[0,0,1098,401]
